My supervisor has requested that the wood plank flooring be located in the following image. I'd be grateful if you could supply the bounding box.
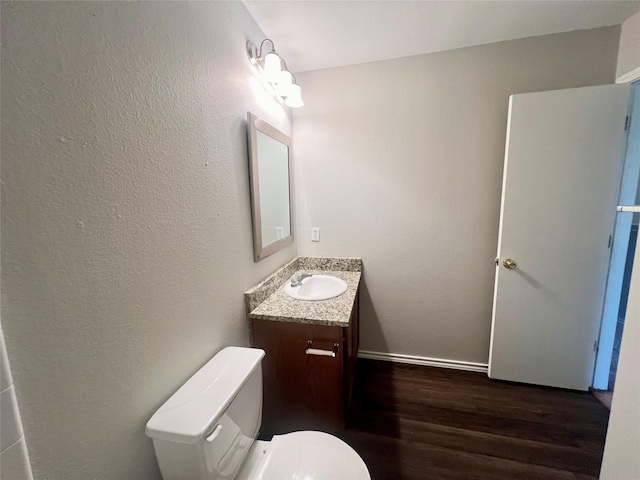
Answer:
[332,359,610,480]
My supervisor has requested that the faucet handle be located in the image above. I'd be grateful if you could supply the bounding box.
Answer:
[290,272,312,287]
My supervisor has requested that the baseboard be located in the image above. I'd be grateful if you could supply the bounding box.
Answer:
[357,350,488,373]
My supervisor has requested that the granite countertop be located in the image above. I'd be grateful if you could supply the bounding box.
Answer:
[245,257,362,327]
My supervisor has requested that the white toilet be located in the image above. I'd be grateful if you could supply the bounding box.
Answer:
[145,346,371,480]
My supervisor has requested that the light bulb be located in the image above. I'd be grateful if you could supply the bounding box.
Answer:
[275,70,293,97]
[263,52,282,83]
[285,84,303,108]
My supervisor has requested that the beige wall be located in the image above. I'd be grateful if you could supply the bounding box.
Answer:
[293,27,620,364]
[1,2,294,479]
[616,10,640,79]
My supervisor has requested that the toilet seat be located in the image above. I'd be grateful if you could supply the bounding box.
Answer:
[236,431,371,480]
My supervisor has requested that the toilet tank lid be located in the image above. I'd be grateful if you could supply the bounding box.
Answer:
[145,346,265,445]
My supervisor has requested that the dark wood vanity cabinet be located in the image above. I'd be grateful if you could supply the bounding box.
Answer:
[250,291,359,437]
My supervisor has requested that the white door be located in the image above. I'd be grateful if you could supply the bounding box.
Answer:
[489,84,630,391]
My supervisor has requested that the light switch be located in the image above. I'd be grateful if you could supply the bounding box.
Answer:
[311,227,320,242]
[276,227,284,240]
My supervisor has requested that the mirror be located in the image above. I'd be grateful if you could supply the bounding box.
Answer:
[247,112,294,262]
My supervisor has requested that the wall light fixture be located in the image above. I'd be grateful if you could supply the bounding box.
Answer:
[247,39,303,108]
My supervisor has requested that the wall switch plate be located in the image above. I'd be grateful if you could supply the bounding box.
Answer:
[276,227,284,240]
[311,227,320,242]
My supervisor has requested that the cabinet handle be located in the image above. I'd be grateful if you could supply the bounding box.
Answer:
[306,348,336,357]
[305,341,339,357]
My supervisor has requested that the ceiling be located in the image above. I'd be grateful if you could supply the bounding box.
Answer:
[243,1,640,73]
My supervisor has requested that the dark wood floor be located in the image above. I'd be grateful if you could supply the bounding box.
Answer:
[333,359,610,480]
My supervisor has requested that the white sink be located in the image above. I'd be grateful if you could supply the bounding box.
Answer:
[285,275,348,301]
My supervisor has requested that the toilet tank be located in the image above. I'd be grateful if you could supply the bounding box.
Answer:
[146,347,265,480]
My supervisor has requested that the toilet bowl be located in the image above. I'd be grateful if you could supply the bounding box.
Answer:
[145,346,370,480]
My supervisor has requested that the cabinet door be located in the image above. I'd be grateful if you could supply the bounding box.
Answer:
[251,320,344,435]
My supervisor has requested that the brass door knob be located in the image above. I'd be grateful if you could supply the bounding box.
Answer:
[503,258,517,269]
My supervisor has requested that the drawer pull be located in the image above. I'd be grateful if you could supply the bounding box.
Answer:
[306,348,336,357]
[305,341,339,357]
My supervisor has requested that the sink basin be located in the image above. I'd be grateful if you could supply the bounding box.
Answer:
[285,275,348,301]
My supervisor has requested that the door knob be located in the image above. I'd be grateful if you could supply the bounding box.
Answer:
[503,258,517,269]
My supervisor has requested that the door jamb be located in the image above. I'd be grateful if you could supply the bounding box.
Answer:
[593,77,640,389]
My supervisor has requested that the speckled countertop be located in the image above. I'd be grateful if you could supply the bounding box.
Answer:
[245,257,362,327]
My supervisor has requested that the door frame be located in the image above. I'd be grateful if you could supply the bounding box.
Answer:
[593,78,640,389]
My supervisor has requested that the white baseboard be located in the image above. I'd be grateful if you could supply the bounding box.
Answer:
[357,350,488,373]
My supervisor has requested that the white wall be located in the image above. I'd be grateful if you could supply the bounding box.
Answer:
[0,2,294,479]
[616,10,640,79]
[600,230,640,478]
[294,27,620,364]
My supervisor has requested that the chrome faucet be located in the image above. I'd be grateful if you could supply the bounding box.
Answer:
[291,272,312,287]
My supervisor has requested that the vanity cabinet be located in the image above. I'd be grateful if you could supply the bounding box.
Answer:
[250,290,359,436]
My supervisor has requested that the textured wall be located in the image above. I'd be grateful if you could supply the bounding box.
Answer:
[616,10,640,79]
[294,27,620,364]
[1,2,294,479]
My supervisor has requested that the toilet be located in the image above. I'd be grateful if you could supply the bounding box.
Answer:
[145,346,371,480]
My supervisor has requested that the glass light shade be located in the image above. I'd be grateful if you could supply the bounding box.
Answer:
[262,52,282,83]
[275,70,293,97]
[285,84,303,108]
